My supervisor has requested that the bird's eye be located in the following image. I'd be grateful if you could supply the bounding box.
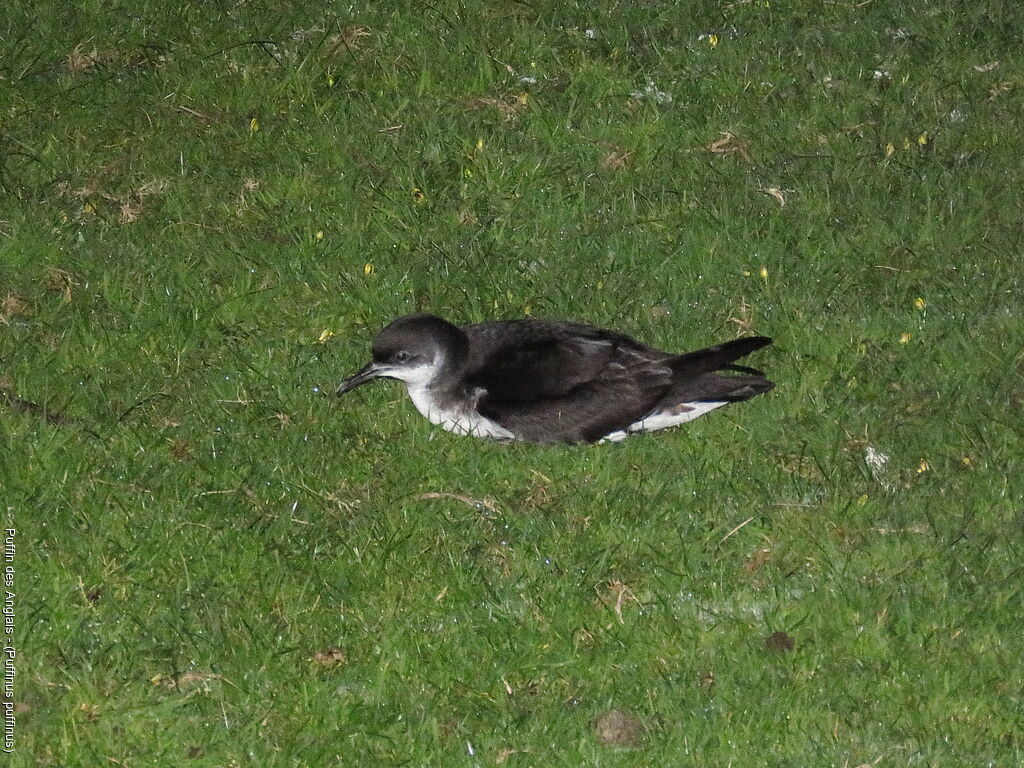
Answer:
[393,350,411,363]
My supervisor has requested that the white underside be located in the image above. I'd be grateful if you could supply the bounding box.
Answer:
[395,360,727,443]
[409,385,726,443]
[599,401,729,443]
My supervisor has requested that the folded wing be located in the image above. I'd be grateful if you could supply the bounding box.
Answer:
[466,326,674,443]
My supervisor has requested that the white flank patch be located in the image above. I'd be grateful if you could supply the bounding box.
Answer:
[601,401,728,443]
[630,401,728,432]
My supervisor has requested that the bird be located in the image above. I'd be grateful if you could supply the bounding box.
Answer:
[336,314,774,444]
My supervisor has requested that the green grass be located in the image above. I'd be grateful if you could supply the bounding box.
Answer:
[3,1,1023,764]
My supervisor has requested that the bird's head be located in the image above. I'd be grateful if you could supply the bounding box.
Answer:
[336,314,468,395]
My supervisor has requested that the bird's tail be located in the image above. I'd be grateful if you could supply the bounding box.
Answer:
[666,337,774,403]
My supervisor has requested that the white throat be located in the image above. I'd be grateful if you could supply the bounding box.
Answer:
[397,362,515,441]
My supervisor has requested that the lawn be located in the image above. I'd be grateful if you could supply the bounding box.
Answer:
[3,1,1023,765]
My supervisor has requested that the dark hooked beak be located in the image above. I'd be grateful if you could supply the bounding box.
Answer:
[336,361,384,395]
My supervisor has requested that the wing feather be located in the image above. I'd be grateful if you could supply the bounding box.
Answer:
[465,335,615,401]
[474,343,673,443]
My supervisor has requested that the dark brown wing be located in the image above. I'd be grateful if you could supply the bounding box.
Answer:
[464,334,616,401]
[473,344,674,444]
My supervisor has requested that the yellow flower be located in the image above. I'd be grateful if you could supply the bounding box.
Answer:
[476,138,484,150]
[249,117,259,134]
[709,34,719,48]
[899,332,912,344]
[412,187,425,203]
[315,230,324,241]
[759,265,769,281]
[917,459,930,474]
[317,329,336,344]
[917,131,929,146]
[517,92,528,105]
[363,263,374,275]
[885,142,895,158]
[914,297,926,310]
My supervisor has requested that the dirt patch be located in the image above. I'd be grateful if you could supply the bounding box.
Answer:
[1,293,32,320]
[765,630,795,653]
[311,647,348,668]
[593,709,644,747]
